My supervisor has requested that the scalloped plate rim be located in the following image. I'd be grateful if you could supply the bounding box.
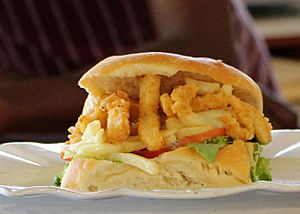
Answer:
[1,181,300,200]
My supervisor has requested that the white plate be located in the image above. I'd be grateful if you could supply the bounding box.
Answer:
[0,130,300,200]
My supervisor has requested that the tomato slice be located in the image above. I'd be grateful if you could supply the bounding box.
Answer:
[177,128,226,147]
[134,128,226,158]
[133,147,170,158]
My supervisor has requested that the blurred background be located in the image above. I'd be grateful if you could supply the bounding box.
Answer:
[246,0,300,124]
[0,0,299,143]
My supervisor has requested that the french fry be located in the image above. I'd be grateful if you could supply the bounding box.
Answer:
[161,128,177,146]
[175,126,213,140]
[180,110,229,128]
[165,117,185,129]
[185,78,220,95]
[138,75,164,151]
[221,84,233,95]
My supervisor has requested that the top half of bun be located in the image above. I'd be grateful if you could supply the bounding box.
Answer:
[79,52,263,111]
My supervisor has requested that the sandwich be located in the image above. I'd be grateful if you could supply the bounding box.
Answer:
[54,52,272,192]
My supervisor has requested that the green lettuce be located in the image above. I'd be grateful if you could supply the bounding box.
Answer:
[254,157,272,181]
[187,143,226,163]
[250,144,272,181]
[53,163,69,187]
[187,136,232,163]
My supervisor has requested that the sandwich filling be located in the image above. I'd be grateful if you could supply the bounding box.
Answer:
[55,75,272,187]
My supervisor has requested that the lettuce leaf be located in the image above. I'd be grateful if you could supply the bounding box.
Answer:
[250,143,272,181]
[251,156,272,181]
[187,142,226,163]
[53,171,63,187]
[255,157,272,181]
[187,136,232,163]
[53,163,69,187]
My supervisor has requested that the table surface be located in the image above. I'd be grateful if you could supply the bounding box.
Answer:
[1,191,300,214]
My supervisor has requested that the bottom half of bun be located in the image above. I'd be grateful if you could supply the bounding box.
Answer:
[61,141,254,192]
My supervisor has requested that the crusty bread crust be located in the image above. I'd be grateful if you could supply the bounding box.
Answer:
[61,141,254,191]
[79,52,262,111]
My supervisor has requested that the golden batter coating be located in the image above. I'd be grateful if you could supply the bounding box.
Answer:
[138,75,164,151]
